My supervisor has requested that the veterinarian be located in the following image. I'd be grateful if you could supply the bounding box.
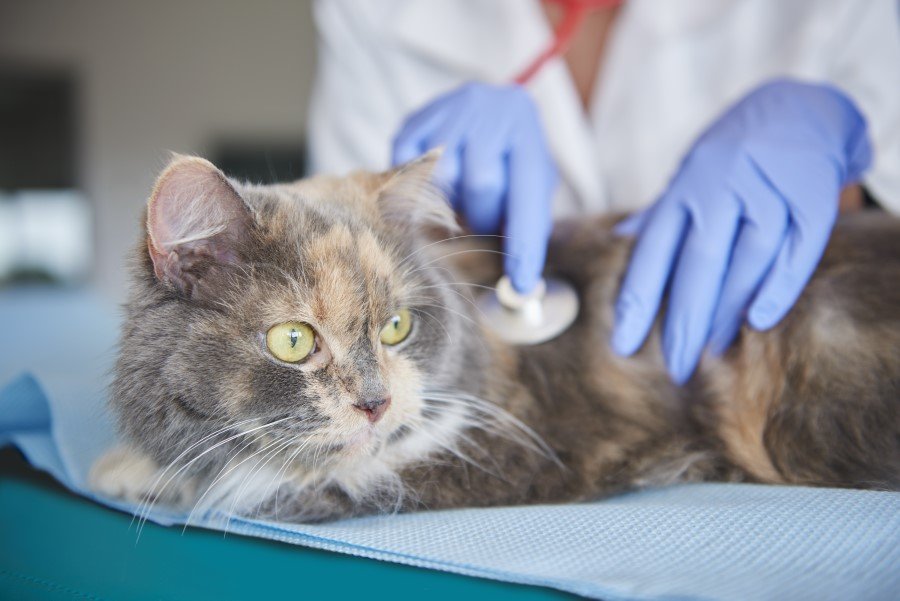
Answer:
[308,0,900,383]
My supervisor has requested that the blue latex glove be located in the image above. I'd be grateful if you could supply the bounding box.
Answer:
[393,82,557,294]
[612,79,872,384]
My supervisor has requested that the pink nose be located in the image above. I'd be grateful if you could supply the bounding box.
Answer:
[353,397,391,423]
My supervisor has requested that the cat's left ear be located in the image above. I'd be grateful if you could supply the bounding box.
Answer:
[377,149,460,235]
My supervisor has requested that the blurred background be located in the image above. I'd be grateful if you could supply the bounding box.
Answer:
[0,0,317,300]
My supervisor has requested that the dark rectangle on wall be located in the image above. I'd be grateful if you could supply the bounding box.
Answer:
[212,140,307,185]
[0,67,77,190]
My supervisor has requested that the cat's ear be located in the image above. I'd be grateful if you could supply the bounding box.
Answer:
[146,155,252,299]
[377,149,460,235]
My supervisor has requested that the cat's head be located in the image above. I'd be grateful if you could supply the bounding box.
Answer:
[116,153,491,492]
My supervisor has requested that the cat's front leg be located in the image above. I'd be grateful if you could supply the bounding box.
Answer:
[88,445,197,508]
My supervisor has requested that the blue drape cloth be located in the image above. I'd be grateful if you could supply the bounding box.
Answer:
[1,287,898,600]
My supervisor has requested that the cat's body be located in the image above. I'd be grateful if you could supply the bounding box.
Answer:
[402,210,900,514]
[91,155,900,523]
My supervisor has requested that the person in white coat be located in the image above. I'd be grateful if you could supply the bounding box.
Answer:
[307,0,900,383]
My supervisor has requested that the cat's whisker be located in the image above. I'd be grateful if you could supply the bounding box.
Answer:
[403,248,511,279]
[239,435,297,506]
[310,430,342,481]
[400,265,458,298]
[134,419,281,528]
[136,416,294,539]
[418,419,517,480]
[129,415,263,532]
[221,435,297,534]
[259,435,316,517]
[406,299,481,330]
[423,391,563,469]
[183,433,286,531]
[413,307,454,344]
[404,418,501,479]
[308,439,324,482]
[242,436,302,523]
[271,437,318,519]
[419,281,497,293]
[196,431,269,498]
[408,298,491,354]
[396,233,507,270]
[129,418,268,544]
[415,283,486,319]
[182,438,281,533]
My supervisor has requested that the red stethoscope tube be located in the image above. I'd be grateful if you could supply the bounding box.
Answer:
[514,0,624,85]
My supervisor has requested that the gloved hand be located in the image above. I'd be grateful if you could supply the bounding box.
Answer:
[393,82,558,294]
[612,79,872,384]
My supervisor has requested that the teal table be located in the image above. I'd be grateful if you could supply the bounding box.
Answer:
[0,449,571,600]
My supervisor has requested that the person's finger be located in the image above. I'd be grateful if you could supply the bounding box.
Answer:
[613,208,650,237]
[391,101,453,166]
[503,138,555,294]
[748,216,836,331]
[663,196,742,383]
[707,165,789,354]
[419,112,477,198]
[747,157,840,330]
[460,138,506,235]
[611,198,689,357]
[392,136,428,168]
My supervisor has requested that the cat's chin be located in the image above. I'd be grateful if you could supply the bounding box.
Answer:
[336,421,406,459]
[337,423,384,457]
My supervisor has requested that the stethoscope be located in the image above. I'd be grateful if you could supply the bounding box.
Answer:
[476,0,622,345]
[514,0,624,85]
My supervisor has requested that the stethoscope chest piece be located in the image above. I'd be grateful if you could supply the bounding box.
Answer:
[475,275,579,345]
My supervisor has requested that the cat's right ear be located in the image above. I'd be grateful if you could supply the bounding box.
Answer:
[377,149,460,235]
[146,155,252,300]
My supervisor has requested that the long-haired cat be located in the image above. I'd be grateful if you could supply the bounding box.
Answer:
[90,153,900,524]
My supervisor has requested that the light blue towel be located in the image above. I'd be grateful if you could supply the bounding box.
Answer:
[1,287,898,601]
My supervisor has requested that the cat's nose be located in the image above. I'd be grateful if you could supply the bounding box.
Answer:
[353,396,391,423]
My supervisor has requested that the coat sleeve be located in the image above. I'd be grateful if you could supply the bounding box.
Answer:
[307,0,408,175]
[826,0,900,213]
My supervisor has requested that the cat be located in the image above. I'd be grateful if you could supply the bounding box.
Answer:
[89,152,900,524]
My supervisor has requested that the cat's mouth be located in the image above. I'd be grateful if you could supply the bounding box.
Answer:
[343,428,375,450]
[336,419,408,457]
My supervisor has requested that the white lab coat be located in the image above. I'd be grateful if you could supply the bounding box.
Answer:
[308,0,900,216]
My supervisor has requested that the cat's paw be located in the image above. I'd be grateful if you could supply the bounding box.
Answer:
[89,446,193,506]
[89,446,160,503]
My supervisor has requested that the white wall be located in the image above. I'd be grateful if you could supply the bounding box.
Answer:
[0,0,317,299]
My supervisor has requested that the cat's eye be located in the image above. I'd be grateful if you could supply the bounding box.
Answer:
[266,321,316,363]
[380,309,412,346]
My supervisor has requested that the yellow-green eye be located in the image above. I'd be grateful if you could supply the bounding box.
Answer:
[266,321,316,363]
[380,309,412,346]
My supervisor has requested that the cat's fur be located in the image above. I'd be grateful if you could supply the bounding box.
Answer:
[90,153,900,524]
